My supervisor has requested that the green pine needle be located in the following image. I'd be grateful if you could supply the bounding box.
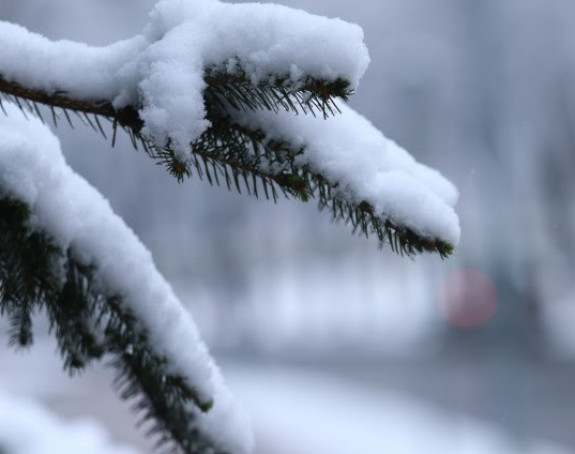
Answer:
[0,197,225,454]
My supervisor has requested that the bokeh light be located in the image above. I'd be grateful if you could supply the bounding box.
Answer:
[440,269,498,329]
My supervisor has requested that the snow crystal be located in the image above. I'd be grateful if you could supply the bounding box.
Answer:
[234,102,460,245]
[0,0,369,153]
[0,103,253,454]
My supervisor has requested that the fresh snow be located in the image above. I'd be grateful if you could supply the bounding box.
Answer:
[2,344,571,454]
[228,365,571,454]
[0,0,460,245]
[0,102,253,454]
[0,0,369,153]
[0,390,139,454]
[237,102,460,244]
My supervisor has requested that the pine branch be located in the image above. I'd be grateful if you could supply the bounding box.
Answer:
[144,113,454,258]
[0,65,454,257]
[207,63,353,118]
[0,75,143,130]
[0,64,350,131]
[0,196,226,454]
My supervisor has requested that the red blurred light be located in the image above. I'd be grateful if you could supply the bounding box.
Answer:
[439,269,498,329]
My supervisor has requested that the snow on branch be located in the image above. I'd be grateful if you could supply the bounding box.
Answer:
[0,0,368,151]
[235,102,460,249]
[0,102,253,454]
[0,0,459,253]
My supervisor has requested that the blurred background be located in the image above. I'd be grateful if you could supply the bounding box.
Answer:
[2,0,575,452]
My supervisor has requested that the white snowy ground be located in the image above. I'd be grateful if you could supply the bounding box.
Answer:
[227,364,571,454]
[0,390,138,454]
[0,336,570,454]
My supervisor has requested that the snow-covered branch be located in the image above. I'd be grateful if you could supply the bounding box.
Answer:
[0,0,463,451]
[0,0,459,254]
[0,102,252,454]
[0,0,367,149]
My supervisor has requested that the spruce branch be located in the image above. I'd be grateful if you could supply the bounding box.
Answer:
[0,63,350,131]
[145,113,454,258]
[206,63,352,118]
[0,196,226,454]
[0,75,143,132]
[0,63,454,257]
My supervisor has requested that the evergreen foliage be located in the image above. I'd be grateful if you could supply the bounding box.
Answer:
[0,68,454,257]
[0,14,455,454]
[0,196,222,453]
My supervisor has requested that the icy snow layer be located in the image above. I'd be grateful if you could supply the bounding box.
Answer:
[0,0,369,152]
[0,390,139,454]
[236,102,461,245]
[0,103,253,454]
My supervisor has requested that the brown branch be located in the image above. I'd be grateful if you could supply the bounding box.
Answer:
[0,75,142,130]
